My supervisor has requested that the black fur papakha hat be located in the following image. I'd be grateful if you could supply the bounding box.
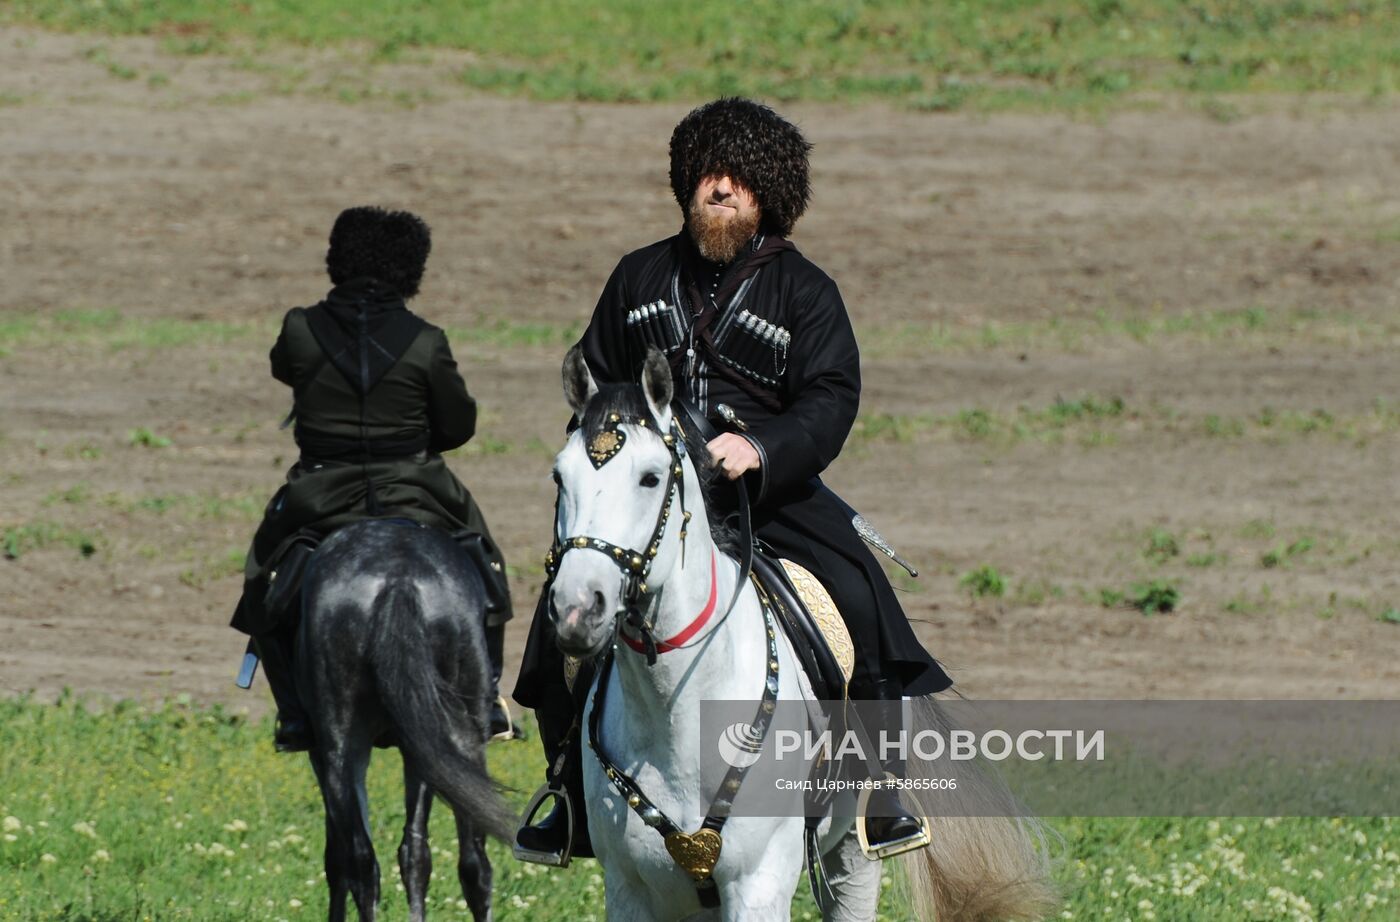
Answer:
[669,97,813,237]
[325,206,432,299]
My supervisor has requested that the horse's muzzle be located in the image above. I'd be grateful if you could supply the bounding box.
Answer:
[549,584,614,658]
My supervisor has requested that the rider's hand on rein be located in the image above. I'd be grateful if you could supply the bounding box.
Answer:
[706,433,760,480]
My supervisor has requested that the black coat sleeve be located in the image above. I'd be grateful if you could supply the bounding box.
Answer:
[269,308,300,386]
[577,260,638,386]
[425,329,478,453]
[744,275,860,498]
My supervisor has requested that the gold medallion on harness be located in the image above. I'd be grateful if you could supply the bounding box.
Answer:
[664,828,723,881]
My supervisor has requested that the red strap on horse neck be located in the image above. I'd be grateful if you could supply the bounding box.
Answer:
[620,550,718,656]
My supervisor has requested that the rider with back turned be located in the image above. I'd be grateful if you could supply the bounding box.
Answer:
[231,206,513,751]
[514,98,953,863]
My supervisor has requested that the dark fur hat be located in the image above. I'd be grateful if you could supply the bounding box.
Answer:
[325,206,432,299]
[669,97,812,237]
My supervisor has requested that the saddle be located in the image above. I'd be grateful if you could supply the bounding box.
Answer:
[750,550,853,702]
[256,522,511,632]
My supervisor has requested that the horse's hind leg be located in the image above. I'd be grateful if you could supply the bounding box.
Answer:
[312,744,380,922]
[451,805,493,922]
[399,760,433,922]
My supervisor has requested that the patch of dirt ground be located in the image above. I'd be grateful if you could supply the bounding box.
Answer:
[3,29,1400,713]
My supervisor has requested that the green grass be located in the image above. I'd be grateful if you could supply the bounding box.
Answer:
[1261,536,1316,569]
[1,521,101,560]
[0,310,581,354]
[127,427,173,449]
[849,394,1400,452]
[1143,527,1181,564]
[1101,579,1182,614]
[861,307,1400,358]
[849,394,1132,449]
[81,44,139,80]
[0,697,1395,920]
[0,309,257,353]
[36,486,265,523]
[6,1,1400,109]
[177,546,248,589]
[7,307,1398,362]
[446,319,584,349]
[1225,585,1274,615]
[959,564,1007,598]
[125,491,263,522]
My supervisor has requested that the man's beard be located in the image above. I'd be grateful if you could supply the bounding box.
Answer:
[686,205,760,264]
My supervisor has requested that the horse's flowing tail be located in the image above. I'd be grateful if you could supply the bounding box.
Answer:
[370,584,517,843]
[896,695,1059,922]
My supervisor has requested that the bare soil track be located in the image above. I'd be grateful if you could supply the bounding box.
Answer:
[3,30,1399,711]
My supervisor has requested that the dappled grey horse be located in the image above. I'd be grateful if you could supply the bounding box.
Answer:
[297,519,516,922]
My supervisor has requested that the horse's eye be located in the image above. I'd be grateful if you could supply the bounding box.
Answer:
[639,472,661,488]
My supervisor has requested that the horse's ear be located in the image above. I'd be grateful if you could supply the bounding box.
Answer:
[562,344,598,416]
[640,346,673,423]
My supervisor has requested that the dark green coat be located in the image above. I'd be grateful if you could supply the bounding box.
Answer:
[238,280,504,631]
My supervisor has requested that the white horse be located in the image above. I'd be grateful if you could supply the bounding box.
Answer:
[545,345,1054,922]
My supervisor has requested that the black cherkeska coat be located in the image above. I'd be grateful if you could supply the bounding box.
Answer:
[231,278,504,635]
[515,232,950,703]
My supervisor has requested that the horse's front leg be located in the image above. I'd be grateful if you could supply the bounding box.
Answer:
[398,759,433,922]
[714,823,806,922]
[713,867,800,922]
[603,868,669,922]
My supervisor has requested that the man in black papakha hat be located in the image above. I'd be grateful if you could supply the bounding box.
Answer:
[230,206,514,752]
[514,98,952,861]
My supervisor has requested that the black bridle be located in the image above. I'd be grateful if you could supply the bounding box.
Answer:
[544,411,690,665]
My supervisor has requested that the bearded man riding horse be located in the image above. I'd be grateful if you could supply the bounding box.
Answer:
[514,97,954,864]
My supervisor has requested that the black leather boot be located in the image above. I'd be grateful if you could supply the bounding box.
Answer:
[253,628,312,753]
[453,531,512,617]
[514,692,592,865]
[485,623,521,741]
[851,677,930,859]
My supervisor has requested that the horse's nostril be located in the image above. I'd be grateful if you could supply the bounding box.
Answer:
[593,590,605,614]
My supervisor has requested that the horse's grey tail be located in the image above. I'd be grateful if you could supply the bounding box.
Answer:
[370,583,517,844]
[895,695,1060,921]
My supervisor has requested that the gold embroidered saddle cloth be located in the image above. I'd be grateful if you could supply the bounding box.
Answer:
[750,553,854,702]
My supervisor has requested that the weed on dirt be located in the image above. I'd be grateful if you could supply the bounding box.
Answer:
[1,521,100,560]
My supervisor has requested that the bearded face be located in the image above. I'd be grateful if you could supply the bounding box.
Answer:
[685,174,761,264]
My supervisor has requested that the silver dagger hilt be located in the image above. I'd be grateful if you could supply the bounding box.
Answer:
[716,403,749,432]
[852,514,919,578]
